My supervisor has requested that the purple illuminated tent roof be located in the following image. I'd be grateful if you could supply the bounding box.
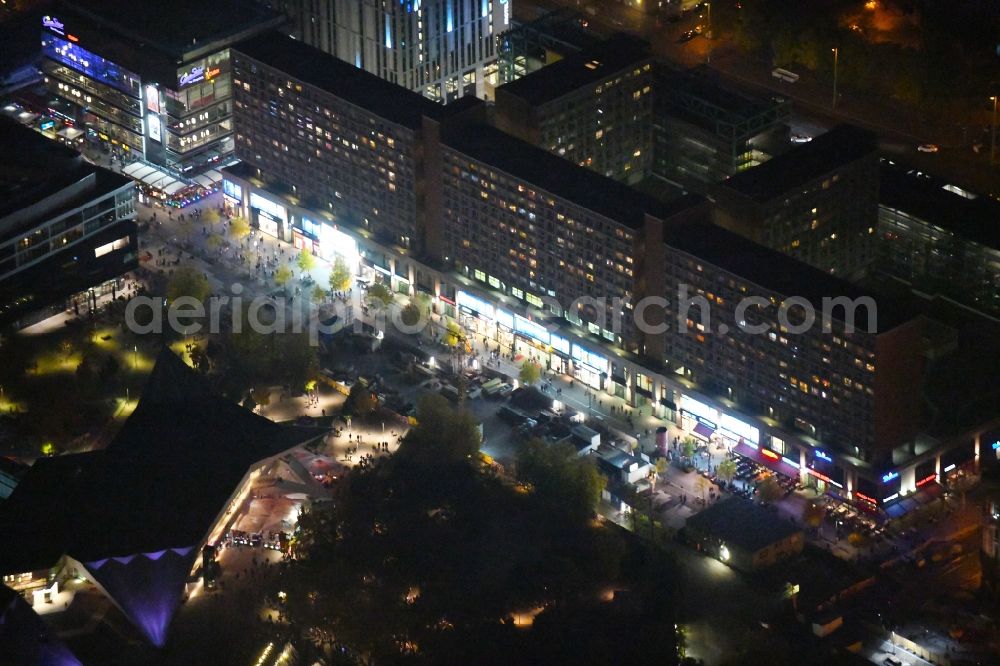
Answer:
[0,349,320,645]
[0,585,82,666]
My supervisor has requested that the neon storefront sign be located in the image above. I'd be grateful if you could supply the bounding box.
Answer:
[814,449,833,463]
[915,474,936,487]
[179,66,206,87]
[881,471,899,483]
[854,492,876,505]
[760,449,780,461]
[514,314,549,344]
[805,467,843,489]
[43,16,65,35]
[550,334,570,355]
[456,291,494,320]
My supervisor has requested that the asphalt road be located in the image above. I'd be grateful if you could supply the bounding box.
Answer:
[515,0,1000,194]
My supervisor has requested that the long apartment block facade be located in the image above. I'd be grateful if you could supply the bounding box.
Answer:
[221,31,997,508]
[493,35,655,183]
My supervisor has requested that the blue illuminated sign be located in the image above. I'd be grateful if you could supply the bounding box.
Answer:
[43,35,139,96]
[550,334,570,356]
[514,315,550,344]
[42,16,65,35]
[495,309,513,330]
[814,450,833,463]
[881,471,899,483]
[179,66,205,87]
[992,440,1000,451]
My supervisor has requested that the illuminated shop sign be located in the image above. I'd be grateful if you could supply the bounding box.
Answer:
[854,492,876,505]
[992,440,1000,451]
[146,114,161,143]
[514,314,549,344]
[550,334,570,356]
[814,450,833,463]
[179,66,206,87]
[916,474,937,487]
[495,309,513,330]
[571,344,608,373]
[680,396,715,423]
[249,192,287,222]
[145,85,160,114]
[782,456,800,469]
[43,15,65,35]
[881,471,899,483]
[943,463,956,473]
[760,449,779,461]
[719,414,760,445]
[805,468,843,489]
[322,225,358,262]
[883,493,899,503]
[456,291,494,320]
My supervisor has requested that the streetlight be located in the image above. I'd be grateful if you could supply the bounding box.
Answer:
[705,2,713,65]
[831,47,839,110]
[990,95,998,166]
[133,345,138,370]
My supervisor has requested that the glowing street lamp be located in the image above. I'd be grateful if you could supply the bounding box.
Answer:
[990,95,997,166]
[831,47,839,110]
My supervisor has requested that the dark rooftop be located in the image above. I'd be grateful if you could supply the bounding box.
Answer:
[0,349,318,574]
[58,0,284,58]
[442,123,704,229]
[656,65,790,139]
[232,32,443,130]
[720,124,878,202]
[497,33,652,107]
[879,159,1000,251]
[663,221,914,332]
[685,496,801,553]
[0,117,131,230]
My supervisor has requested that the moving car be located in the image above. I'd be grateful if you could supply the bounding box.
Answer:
[790,133,812,143]
[678,30,697,43]
[917,143,939,153]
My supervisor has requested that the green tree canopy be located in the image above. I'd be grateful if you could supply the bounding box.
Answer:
[367,282,393,307]
[296,249,317,274]
[519,360,541,386]
[328,256,352,292]
[274,265,293,287]
[516,438,605,525]
[228,215,251,240]
[166,266,211,303]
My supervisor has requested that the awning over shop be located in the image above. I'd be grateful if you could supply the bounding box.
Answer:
[162,181,186,195]
[194,175,214,188]
[122,162,147,177]
[693,422,715,440]
[204,169,223,183]
[659,398,677,409]
[734,442,800,479]
[634,386,652,399]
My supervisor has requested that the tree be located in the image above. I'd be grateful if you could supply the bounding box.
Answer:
[328,256,352,292]
[344,382,378,417]
[167,266,211,303]
[274,266,293,288]
[681,437,696,461]
[311,285,327,303]
[296,249,317,275]
[519,360,541,386]
[716,458,737,485]
[229,215,251,240]
[756,475,783,504]
[398,393,482,462]
[400,302,422,327]
[517,438,605,525]
[444,319,463,347]
[367,282,393,308]
[205,234,223,250]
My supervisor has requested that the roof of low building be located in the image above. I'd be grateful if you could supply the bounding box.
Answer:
[719,124,877,202]
[497,33,652,107]
[0,349,318,575]
[232,31,443,130]
[879,160,1000,251]
[685,496,801,553]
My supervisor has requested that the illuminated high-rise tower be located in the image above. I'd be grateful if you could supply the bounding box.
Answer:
[276,0,509,102]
